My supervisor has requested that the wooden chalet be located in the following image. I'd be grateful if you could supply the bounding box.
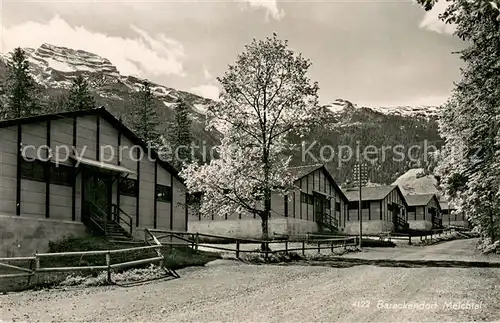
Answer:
[0,107,187,256]
[188,164,349,238]
[342,185,408,235]
[439,200,469,228]
[405,193,442,230]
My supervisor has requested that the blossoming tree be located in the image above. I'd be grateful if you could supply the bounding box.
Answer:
[181,34,320,246]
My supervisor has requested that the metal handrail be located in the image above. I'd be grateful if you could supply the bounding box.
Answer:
[84,201,109,235]
[318,212,339,231]
[112,204,133,236]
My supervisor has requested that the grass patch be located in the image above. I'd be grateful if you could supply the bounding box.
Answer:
[0,235,221,293]
[163,247,221,270]
[360,239,396,248]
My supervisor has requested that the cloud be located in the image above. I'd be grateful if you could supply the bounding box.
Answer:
[191,84,220,101]
[1,15,185,78]
[203,66,212,80]
[418,0,456,34]
[238,0,285,20]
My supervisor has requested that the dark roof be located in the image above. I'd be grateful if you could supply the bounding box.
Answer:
[405,193,437,207]
[0,107,183,183]
[288,164,348,202]
[343,185,408,207]
[439,201,457,210]
[288,164,324,181]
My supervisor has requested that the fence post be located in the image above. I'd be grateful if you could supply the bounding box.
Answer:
[195,233,199,252]
[35,251,40,286]
[106,252,111,283]
[331,240,334,253]
[236,240,240,259]
[408,235,412,245]
[35,252,40,272]
[302,241,305,256]
[285,241,288,254]
[317,241,320,254]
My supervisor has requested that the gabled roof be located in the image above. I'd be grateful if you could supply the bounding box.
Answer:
[0,107,183,183]
[288,164,348,202]
[405,193,438,207]
[439,201,457,211]
[343,185,408,207]
[288,164,324,181]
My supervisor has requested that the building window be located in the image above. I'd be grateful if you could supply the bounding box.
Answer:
[407,206,416,212]
[20,158,46,182]
[335,202,341,212]
[156,184,172,203]
[300,192,314,205]
[50,163,73,186]
[187,192,202,205]
[119,177,138,197]
[348,201,369,209]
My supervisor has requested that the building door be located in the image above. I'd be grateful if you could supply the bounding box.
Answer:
[82,170,113,220]
[391,203,400,226]
[314,193,326,224]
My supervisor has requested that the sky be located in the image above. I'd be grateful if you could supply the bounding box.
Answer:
[0,0,465,107]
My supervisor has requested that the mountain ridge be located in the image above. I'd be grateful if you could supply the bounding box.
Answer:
[0,44,443,184]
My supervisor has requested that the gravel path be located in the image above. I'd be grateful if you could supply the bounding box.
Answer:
[2,239,500,322]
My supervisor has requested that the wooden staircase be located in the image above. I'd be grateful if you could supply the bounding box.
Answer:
[393,214,410,232]
[317,212,339,233]
[83,202,142,244]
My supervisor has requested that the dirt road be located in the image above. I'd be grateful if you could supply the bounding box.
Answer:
[1,239,499,322]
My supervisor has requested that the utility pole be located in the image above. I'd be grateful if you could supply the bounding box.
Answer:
[353,162,368,249]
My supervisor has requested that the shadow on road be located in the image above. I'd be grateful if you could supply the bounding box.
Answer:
[303,257,500,269]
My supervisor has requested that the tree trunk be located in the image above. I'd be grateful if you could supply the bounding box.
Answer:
[489,207,496,242]
[260,213,271,251]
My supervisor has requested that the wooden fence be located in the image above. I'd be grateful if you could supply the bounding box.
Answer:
[0,227,460,286]
[144,229,359,258]
[0,245,166,284]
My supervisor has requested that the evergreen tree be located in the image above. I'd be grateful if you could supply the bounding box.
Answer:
[417,0,500,244]
[67,75,95,111]
[171,97,193,168]
[43,91,69,114]
[3,47,41,119]
[129,81,162,149]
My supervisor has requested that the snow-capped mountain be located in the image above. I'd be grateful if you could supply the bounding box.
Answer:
[392,168,440,196]
[0,43,212,113]
[324,98,440,120]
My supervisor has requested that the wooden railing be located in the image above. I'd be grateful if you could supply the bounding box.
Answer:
[144,229,358,259]
[112,204,133,237]
[393,215,408,230]
[0,245,166,284]
[432,216,443,229]
[318,213,338,232]
[83,201,109,236]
